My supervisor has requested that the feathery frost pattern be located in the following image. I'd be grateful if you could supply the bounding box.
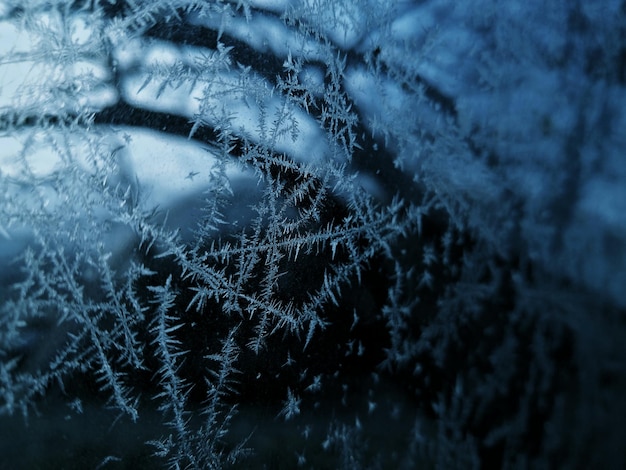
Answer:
[1,0,626,468]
